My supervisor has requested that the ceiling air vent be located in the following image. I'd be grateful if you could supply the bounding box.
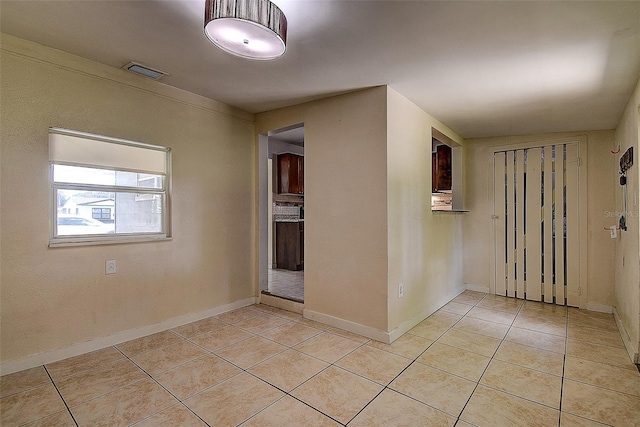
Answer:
[123,62,168,80]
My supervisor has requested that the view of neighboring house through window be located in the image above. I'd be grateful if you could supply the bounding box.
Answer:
[92,208,112,220]
[49,128,171,245]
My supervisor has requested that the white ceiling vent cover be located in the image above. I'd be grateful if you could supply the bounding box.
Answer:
[123,62,168,80]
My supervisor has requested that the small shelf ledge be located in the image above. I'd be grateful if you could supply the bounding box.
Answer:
[432,209,470,213]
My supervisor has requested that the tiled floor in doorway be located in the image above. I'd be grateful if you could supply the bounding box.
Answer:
[267,268,304,302]
[2,291,639,426]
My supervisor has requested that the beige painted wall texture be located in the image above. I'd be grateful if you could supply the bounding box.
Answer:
[463,131,616,310]
[256,87,390,332]
[257,87,467,337]
[0,35,256,364]
[4,32,636,368]
[614,77,640,359]
[386,87,465,332]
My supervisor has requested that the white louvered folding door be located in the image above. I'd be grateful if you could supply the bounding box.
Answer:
[493,144,580,306]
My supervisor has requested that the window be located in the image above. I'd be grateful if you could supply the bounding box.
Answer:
[49,128,171,245]
[92,208,111,220]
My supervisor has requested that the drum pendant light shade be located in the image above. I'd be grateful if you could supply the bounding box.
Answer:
[204,0,287,60]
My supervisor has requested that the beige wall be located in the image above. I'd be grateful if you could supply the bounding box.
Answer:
[256,87,390,332]
[614,77,640,361]
[4,31,635,368]
[386,88,465,333]
[257,87,467,338]
[0,35,257,365]
[463,131,616,310]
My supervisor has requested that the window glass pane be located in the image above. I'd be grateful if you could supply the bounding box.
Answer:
[54,165,116,186]
[135,173,163,189]
[53,165,163,189]
[56,189,162,236]
[114,192,163,233]
[57,189,115,235]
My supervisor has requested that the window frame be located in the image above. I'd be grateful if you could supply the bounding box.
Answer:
[49,128,172,247]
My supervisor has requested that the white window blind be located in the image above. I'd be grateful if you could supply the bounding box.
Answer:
[49,128,171,246]
[49,129,168,174]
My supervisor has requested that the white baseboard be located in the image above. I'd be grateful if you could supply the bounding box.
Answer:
[303,309,391,344]
[613,306,639,364]
[387,284,467,343]
[0,297,257,376]
[465,283,490,293]
[586,303,613,314]
[304,285,467,345]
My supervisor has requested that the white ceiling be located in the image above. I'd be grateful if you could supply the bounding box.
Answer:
[1,0,639,138]
[270,124,305,146]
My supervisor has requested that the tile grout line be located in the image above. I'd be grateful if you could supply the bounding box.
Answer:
[127,307,369,426]
[15,300,632,426]
[237,331,371,426]
[477,299,632,426]
[51,302,464,425]
[277,337,372,426]
[165,308,322,371]
[408,293,484,423]
[478,300,635,426]
[343,384,387,426]
[0,376,60,400]
[453,292,520,424]
[229,306,413,426]
[43,365,80,427]
[353,293,490,424]
[129,402,212,427]
[47,358,152,414]
[557,304,569,427]
[561,310,635,427]
[112,344,214,427]
[240,391,347,426]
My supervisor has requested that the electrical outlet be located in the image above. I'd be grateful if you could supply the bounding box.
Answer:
[106,260,117,274]
[398,283,404,298]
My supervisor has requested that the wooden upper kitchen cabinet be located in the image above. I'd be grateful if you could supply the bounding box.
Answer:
[432,144,452,192]
[277,153,304,195]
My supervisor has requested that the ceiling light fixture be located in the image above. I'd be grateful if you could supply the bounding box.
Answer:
[204,0,287,61]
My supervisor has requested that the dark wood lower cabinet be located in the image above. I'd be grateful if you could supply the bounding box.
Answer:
[276,221,304,271]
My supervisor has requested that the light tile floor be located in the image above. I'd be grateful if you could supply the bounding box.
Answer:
[266,268,304,302]
[2,291,639,426]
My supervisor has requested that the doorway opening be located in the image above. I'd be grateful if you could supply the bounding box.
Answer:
[259,123,305,303]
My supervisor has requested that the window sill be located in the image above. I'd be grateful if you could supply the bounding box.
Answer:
[49,235,172,248]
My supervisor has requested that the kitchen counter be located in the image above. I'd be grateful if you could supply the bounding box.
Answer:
[273,214,304,223]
